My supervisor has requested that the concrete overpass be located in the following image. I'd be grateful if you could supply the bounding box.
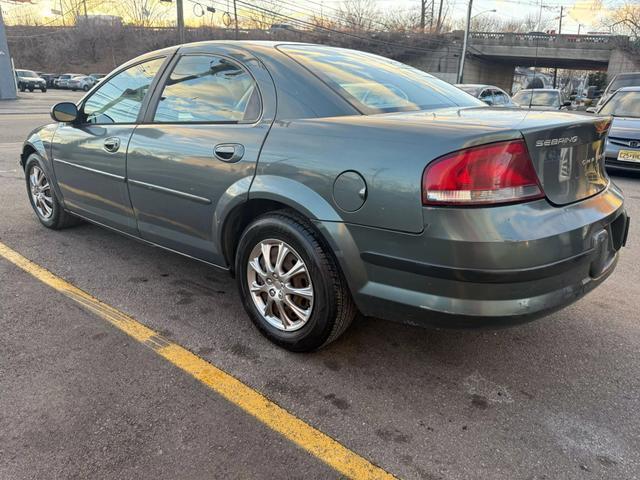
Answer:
[408,31,640,92]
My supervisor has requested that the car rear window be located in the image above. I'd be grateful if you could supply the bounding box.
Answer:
[513,90,560,107]
[279,45,483,114]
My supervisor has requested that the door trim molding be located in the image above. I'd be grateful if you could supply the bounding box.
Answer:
[53,158,125,181]
[128,179,212,205]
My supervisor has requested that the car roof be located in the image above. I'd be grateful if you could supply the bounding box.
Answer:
[515,89,560,93]
[617,86,640,92]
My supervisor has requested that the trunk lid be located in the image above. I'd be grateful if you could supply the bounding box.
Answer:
[383,107,611,206]
[518,111,611,205]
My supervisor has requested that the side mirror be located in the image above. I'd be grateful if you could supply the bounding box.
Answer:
[51,102,79,123]
[586,107,597,114]
[563,101,572,107]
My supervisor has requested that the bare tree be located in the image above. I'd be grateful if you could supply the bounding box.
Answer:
[380,8,420,32]
[242,0,284,30]
[338,0,381,32]
[602,2,640,37]
[116,0,170,27]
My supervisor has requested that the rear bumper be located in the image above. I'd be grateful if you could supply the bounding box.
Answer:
[316,184,628,328]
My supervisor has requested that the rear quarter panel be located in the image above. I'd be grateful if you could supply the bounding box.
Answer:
[255,114,520,233]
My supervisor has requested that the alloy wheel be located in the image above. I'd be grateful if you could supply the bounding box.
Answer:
[246,239,314,332]
[29,165,53,219]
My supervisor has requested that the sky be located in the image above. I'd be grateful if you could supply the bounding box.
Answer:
[1,0,622,35]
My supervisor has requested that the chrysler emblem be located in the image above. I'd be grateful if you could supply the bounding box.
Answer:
[630,141,639,148]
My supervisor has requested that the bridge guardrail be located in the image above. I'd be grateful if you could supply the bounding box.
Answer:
[470,32,628,48]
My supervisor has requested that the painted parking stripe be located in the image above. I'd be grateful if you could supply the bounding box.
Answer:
[0,241,395,480]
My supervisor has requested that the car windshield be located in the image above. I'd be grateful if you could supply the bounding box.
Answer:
[279,45,483,114]
[17,70,37,78]
[599,91,640,118]
[609,74,640,92]
[513,90,560,107]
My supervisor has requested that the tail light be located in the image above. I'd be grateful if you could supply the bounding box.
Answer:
[422,139,544,206]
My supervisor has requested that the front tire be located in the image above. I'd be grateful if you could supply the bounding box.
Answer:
[25,154,81,229]
[236,210,356,352]
[82,85,90,91]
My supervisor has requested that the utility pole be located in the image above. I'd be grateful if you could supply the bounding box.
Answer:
[82,0,88,19]
[233,0,238,40]
[553,6,563,88]
[177,0,185,44]
[420,0,426,32]
[0,5,17,100]
[457,0,473,83]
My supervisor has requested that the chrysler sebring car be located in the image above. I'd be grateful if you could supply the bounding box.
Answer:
[21,42,629,351]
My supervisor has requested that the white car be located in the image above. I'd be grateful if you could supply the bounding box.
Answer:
[54,73,82,89]
[67,75,97,92]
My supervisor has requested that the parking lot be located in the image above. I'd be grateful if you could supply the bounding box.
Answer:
[1,90,640,479]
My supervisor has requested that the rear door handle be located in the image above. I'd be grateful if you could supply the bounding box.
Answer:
[214,143,244,163]
[103,137,121,153]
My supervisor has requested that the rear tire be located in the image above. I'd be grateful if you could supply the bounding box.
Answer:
[28,86,34,92]
[236,210,357,352]
[82,85,89,91]
[41,87,47,93]
[25,154,81,230]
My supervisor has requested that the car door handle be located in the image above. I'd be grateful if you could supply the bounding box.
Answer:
[214,143,244,163]
[103,137,121,153]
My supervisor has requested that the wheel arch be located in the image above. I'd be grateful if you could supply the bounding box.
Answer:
[218,175,344,274]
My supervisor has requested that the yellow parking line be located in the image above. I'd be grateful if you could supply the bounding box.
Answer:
[0,241,395,480]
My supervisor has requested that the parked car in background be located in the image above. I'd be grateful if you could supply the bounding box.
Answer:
[54,73,82,89]
[455,84,515,106]
[39,73,60,88]
[513,88,571,110]
[595,72,640,110]
[89,73,106,83]
[593,86,640,172]
[21,42,628,351]
[14,69,47,92]
[68,75,97,91]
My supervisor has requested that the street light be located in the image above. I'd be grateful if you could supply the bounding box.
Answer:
[472,9,497,19]
[457,2,495,83]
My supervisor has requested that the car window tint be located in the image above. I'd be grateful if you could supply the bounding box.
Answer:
[83,57,165,124]
[494,91,508,105]
[279,45,483,114]
[599,91,640,118]
[153,55,260,123]
[479,89,493,101]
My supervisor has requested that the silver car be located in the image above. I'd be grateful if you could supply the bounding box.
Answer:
[597,86,640,172]
[21,42,629,351]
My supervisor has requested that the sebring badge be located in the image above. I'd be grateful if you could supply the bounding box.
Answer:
[536,136,579,147]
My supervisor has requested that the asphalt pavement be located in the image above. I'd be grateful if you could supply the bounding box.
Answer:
[1,90,639,480]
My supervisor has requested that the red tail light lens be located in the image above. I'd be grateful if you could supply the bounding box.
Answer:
[422,139,544,206]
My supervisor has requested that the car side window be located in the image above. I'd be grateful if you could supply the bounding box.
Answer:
[479,89,493,104]
[493,90,507,105]
[153,55,261,123]
[82,57,165,125]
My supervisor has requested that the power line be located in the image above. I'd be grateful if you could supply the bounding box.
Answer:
[201,0,458,54]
